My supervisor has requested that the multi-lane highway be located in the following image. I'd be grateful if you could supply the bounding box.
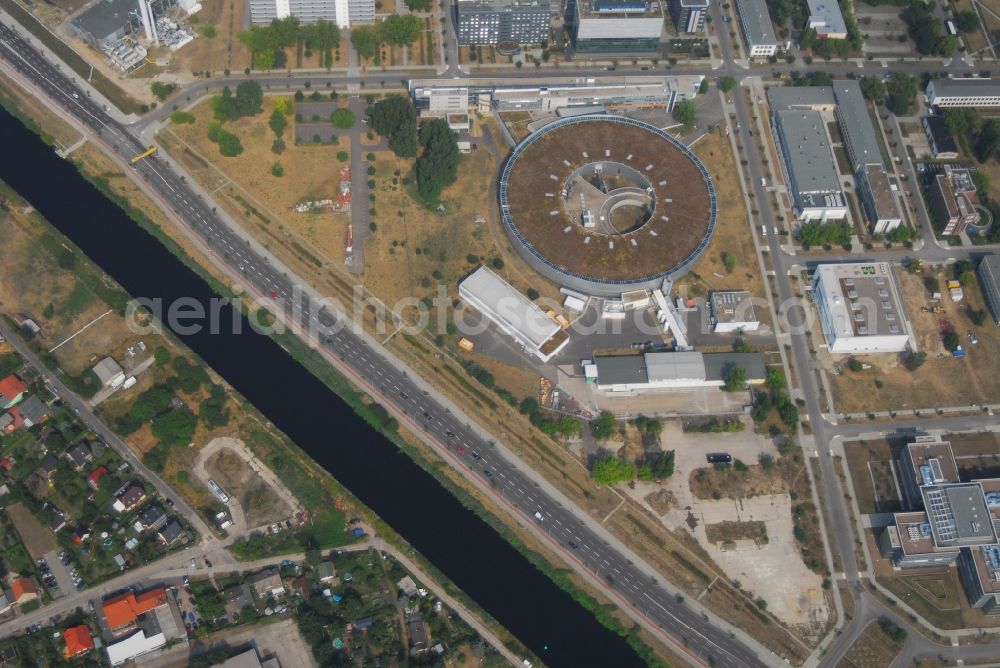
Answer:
[0,19,773,668]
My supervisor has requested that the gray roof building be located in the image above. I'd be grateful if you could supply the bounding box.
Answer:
[926,78,1000,108]
[18,395,50,427]
[702,353,766,383]
[832,80,883,171]
[65,441,93,469]
[978,254,1000,327]
[806,0,848,37]
[923,116,960,158]
[71,0,136,48]
[457,0,551,46]
[767,86,835,111]
[137,503,168,530]
[734,0,778,56]
[921,484,998,548]
[158,520,184,545]
[773,109,846,218]
[593,355,648,387]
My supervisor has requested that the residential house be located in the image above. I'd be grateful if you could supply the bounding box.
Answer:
[101,588,168,635]
[397,575,418,597]
[157,520,184,546]
[17,395,50,427]
[65,442,93,470]
[47,507,67,533]
[113,483,146,512]
[92,357,125,389]
[251,569,285,599]
[354,617,373,632]
[316,562,337,584]
[0,376,26,409]
[37,455,59,480]
[63,625,94,658]
[9,577,38,605]
[406,613,429,651]
[0,409,23,433]
[136,504,168,531]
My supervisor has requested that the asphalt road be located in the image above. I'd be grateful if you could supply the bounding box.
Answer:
[0,20,770,668]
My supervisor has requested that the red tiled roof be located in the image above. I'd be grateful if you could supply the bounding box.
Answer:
[87,466,109,489]
[0,375,26,403]
[10,577,37,601]
[63,625,94,657]
[102,588,168,629]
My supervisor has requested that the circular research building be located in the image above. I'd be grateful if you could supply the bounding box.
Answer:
[499,115,716,296]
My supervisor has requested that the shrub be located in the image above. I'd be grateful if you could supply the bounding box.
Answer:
[337,151,349,162]
[271,162,284,177]
[332,107,356,128]
[590,411,616,440]
[591,455,635,485]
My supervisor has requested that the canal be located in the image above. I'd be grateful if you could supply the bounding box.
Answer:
[0,107,648,667]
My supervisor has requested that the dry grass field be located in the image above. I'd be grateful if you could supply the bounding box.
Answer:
[6,503,57,559]
[362,149,504,310]
[169,0,251,77]
[162,97,349,267]
[825,266,1000,413]
[837,620,905,668]
[679,127,767,316]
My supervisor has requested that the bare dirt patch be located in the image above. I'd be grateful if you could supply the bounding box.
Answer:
[705,520,768,545]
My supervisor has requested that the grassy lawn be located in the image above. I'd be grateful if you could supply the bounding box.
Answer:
[875,567,965,630]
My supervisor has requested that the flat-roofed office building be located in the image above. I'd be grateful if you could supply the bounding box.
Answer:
[811,262,913,354]
[669,0,707,33]
[926,78,1000,108]
[457,0,551,45]
[734,0,778,57]
[773,109,847,221]
[574,0,664,55]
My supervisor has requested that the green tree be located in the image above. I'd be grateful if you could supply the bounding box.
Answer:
[590,411,617,440]
[150,82,177,101]
[153,346,171,365]
[215,129,244,157]
[955,9,980,33]
[722,365,748,391]
[673,99,697,128]
[717,76,736,93]
[722,251,736,273]
[415,119,460,205]
[976,118,1000,162]
[765,367,785,390]
[380,14,423,45]
[591,455,636,485]
[778,400,799,428]
[885,73,917,116]
[337,150,350,162]
[943,331,961,351]
[351,25,381,59]
[371,96,418,157]
[332,107,356,129]
[942,107,980,139]
[271,162,284,177]
[151,407,197,446]
[902,350,927,370]
[301,19,340,66]
[901,0,957,56]
[637,450,675,481]
[859,76,886,104]
[268,108,288,137]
